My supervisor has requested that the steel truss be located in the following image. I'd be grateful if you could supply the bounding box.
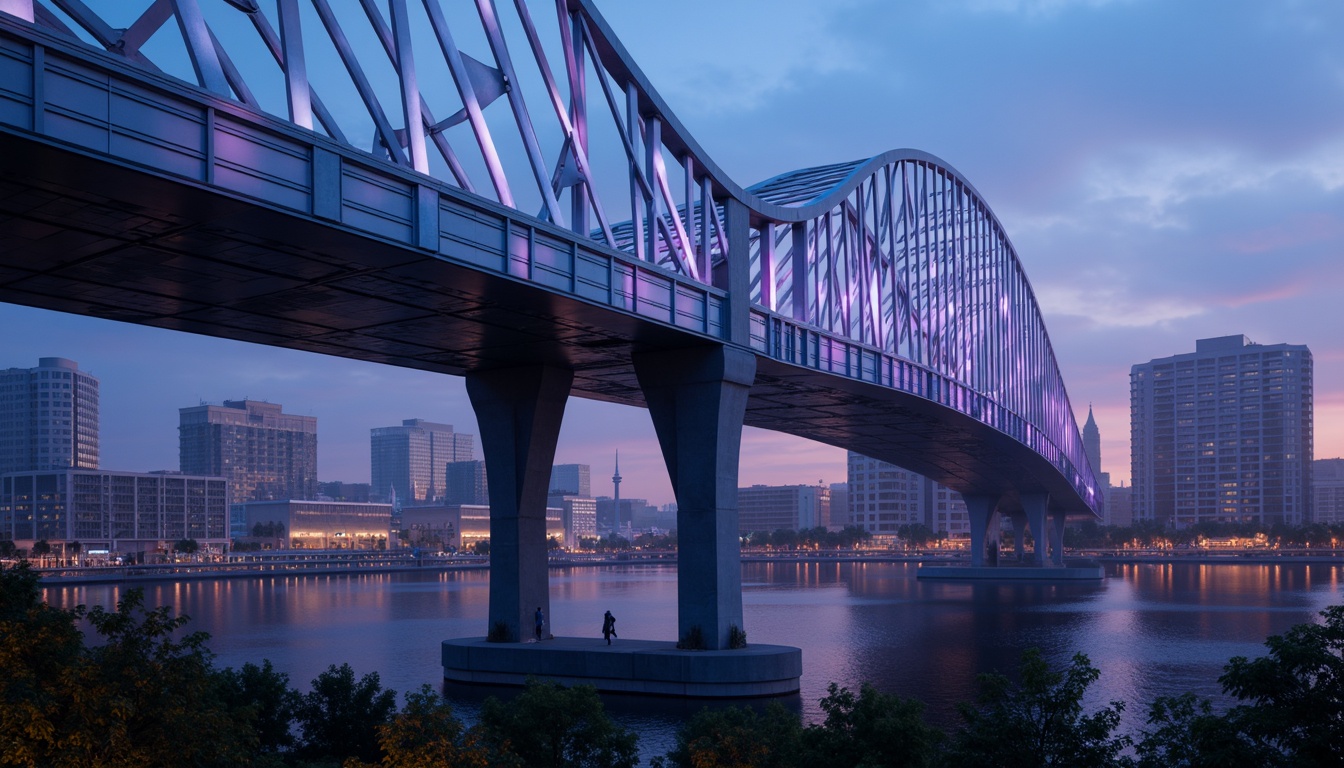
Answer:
[1,0,1100,512]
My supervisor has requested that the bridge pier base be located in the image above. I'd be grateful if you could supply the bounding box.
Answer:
[465,365,573,643]
[634,346,755,650]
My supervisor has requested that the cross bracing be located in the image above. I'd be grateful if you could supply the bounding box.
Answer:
[0,0,1101,516]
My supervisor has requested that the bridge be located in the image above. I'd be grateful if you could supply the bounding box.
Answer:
[0,0,1100,686]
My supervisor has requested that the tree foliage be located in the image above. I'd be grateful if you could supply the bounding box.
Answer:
[942,649,1129,768]
[478,679,638,768]
[295,663,398,765]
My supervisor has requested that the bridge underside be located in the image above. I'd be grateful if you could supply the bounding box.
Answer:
[0,128,1082,514]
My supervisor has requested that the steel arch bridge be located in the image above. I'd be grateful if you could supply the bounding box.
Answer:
[0,2,1098,524]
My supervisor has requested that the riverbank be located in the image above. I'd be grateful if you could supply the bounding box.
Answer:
[28,547,1344,585]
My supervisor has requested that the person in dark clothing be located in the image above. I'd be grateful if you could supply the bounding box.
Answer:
[602,610,617,645]
[535,606,544,641]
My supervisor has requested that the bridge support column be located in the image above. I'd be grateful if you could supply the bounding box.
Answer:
[963,494,1000,567]
[1009,512,1028,562]
[1022,493,1050,566]
[634,345,755,650]
[1050,510,1068,566]
[466,365,573,643]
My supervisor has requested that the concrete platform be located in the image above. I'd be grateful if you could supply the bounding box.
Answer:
[916,562,1106,581]
[442,636,802,697]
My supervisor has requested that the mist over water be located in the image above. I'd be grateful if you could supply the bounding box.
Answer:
[43,561,1344,759]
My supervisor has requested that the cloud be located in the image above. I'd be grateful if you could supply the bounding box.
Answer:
[957,0,1137,17]
[598,1,866,116]
[1081,136,1344,228]
[1037,282,1206,328]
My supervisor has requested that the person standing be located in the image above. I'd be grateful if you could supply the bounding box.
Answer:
[535,606,545,641]
[602,610,617,645]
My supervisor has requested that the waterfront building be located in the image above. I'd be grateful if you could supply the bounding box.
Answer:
[237,500,392,549]
[179,400,317,503]
[399,503,562,551]
[0,357,99,474]
[846,452,970,539]
[547,493,597,547]
[549,463,591,497]
[0,468,227,556]
[370,419,473,503]
[737,484,831,534]
[444,460,489,506]
[1130,335,1313,527]
[1313,458,1344,524]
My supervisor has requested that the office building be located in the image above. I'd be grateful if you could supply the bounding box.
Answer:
[846,452,969,539]
[0,357,99,474]
[317,481,372,503]
[829,483,849,527]
[179,400,317,503]
[738,484,831,534]
[1,468,228,556]
[1107,482,1134,528]
[549,464,591,497]
[444,460,489,506]
[1313,459,1344,524]
[236,500,391,549]
[596,496,656,534]
[1131,335,1312,527]
[370,419,473,503]
[548,493,597,547]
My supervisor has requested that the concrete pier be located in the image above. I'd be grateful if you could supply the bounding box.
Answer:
[442,637,802,697]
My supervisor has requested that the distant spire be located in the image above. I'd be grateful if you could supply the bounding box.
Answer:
[612,451,622,525]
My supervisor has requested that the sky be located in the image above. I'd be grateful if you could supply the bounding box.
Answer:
[3,0,1343,507]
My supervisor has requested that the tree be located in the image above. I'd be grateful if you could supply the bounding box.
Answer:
[296,663,398,765]
[216,659,302,755]
[1216,604,1344,765]
[473,540,491,556]
[376,685,494,768]
[1133,693,1273,768]
[29,540,50,558]
[799,682,943,768]
[942,649,1130,768]
[1,578,258,767]
[0,540,15,558]
[478,678,639,768]
[173,538,200,554]
[653,703,800,768]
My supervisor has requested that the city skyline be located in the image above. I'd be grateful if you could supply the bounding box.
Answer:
[3,1,1342,507]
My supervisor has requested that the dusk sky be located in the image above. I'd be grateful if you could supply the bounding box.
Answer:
[3,0,1342,507]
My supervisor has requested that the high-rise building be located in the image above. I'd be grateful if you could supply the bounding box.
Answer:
[0,357,99,474]
[1130,335,1313,527]
[549,464,591,497]
[1313,459,1344,524]
[370,419,473,503]
[444,460,489,506]
[829,483,850,527]
[1,468,228,555]
[179,400,317,503]
[1082,405,1110,506]
[846,452,969,538]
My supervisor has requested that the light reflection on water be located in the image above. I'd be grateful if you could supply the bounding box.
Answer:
[42,561,1344,761]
